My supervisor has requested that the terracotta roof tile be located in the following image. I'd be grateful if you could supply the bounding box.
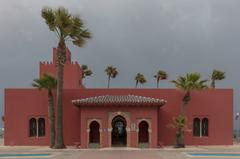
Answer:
[72,95,167,107]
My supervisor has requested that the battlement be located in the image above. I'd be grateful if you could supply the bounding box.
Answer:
[39,61,53,65]
[39,48,84,89]
[39,61,80,66]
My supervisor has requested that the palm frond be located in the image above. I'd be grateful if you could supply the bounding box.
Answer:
[135,73,146,85]
[41,6,91,46]
[105,66,118,79]
[81,64,88,70]
[154,70,168,80]
[72,37,86,47]
[32,74,57,91]
[171,72,208,92]
[41,7,56,32]
[211,69,225,80]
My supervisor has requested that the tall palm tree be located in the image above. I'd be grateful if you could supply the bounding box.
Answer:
[32,74,57,148]
[210,69,225,88]
[135,73,147,88]
[105,66,118,88]
[81,64,93,85]
[42,7,91,148]
[154,70,168,88]
[171,72,208,148]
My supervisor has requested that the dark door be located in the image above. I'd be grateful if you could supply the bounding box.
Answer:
[138,121,149,143]
[89,121,100,143]
[111,116,127,146]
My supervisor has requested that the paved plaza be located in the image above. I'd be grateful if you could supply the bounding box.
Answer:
[2,138,240,159]
[1,143,240,159]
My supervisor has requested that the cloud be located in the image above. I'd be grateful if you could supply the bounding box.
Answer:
[1,0,240,127]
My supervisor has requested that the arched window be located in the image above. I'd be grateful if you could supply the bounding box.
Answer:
[138,121,149,143]
[29,118,37,137]
[38,118,45,137]
[202,118,208,136]
[193,118,200,137]
[89,121,100,143]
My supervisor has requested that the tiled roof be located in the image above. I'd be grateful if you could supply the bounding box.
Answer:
[72,95,167,107]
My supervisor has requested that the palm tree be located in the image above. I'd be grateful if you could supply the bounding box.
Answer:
[135,73,147,88]
[32,74,57,148]
[154,70,168,88]
[210,69,225,88]
[105,66,118,88]
[81,65,93,84]
[171,72,207,148]
[41,7,91,148]
[170,115,188,148]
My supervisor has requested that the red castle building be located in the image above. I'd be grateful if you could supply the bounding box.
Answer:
[4,49,233,148]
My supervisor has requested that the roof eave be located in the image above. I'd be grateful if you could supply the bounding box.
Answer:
[72,100,167,107]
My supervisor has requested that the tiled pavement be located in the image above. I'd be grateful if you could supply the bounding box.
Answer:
[1,143,240,159]
[0,147,165,159]
[75,149,164,159]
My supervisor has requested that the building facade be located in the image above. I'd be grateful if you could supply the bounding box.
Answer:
[4,49,233,148]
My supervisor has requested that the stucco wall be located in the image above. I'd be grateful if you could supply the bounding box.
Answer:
[80,106,158,148]
[4,88,233,147]
[4,89,80,146]
[39,62,83,89]
[77,88,233,146]
[156,89,233,146]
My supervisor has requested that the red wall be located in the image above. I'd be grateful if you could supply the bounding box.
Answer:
[39,48,84,89]
[156,89,233,146]
[39,62,83,89]
[4,89,50,145]
[77,88,233,146]
[4,89,81,146]
[4,88,233,147]
[80,106,158,148]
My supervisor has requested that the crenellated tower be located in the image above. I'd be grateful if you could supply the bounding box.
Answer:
[39,48,84,89]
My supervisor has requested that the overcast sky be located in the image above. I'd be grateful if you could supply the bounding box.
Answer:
[1,0,240,128]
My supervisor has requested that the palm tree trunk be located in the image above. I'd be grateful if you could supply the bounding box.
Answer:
[180,103,187,116]
[157,79,159,88]
[48,90,55,148]
[211,79,215,88]
[181,92,190,116]
[175,92,190,148]
[107,76,110,88]
[54,40,66,149]
[135,81,138,88]
[175,127,185,148]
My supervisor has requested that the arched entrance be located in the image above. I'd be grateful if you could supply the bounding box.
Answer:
[111,115,127,147]
[138,121,149,143]
[137,120,151,148]
[89,121,100,148]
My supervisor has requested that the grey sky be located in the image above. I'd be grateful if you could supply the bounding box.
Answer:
[0,0,240,128]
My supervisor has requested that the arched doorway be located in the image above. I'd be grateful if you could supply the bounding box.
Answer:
[111,115,127,147]
[138,120,150,148]
[89,121,100,148]
[138,121,149,143]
